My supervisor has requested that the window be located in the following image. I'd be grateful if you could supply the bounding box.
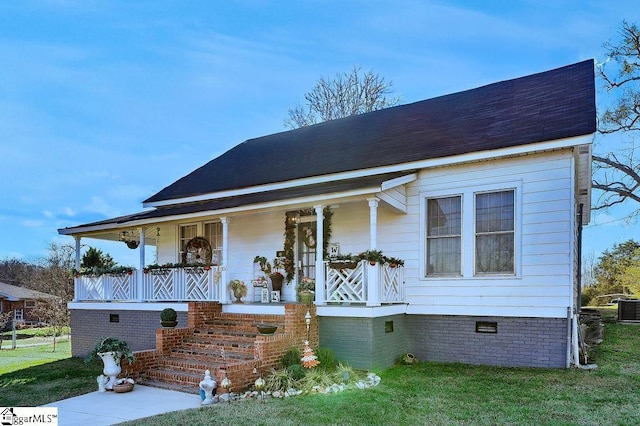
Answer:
[179,222,224,265]
[475,190,515,274]
[204,222,223,265]
[179,224,197,256]
[426,196,462,275]
[14,309,24,321]
[24,300,36,308]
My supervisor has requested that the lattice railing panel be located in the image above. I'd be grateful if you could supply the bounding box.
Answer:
[325,262,366,303]
[83,276,105,300]
[183,267,209,300]
[148,270,175,300]
[381,265,404,303]
[110,274,133,300]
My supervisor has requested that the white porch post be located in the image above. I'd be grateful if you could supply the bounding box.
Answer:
[367,198,381,306]
[219,217,230,304]
[137,227,146,302]
[73,236,81,302]
[367,198,379,249]
[314,205,325,305]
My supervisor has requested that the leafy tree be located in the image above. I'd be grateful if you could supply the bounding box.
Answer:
[620,259,640,297]
[593,21,640,215]
[285,66,400,129]
[81,246,115,270]
[593,239,640,301]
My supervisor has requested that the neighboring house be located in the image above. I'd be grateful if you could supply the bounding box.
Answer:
[0,281,56,327]
[59,60,595,371]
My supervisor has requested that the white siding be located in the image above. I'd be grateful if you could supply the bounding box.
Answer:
[405,151,575,318]
[153,150,578,318]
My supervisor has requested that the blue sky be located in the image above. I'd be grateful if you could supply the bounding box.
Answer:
[1,1,639,267]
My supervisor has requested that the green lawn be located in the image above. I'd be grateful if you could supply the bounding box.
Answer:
[122,314,640,426]
[1,315,639,425]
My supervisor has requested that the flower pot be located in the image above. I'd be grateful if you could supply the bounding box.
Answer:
[98,351,122,390]
[161,320,178,328]
[299,290,314,305]
[270,274,284,291]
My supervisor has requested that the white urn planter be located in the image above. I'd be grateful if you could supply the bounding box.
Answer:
[98,351,122,390]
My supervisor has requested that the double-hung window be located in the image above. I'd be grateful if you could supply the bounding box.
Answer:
[179,222,224,265]
[475,190,515,275]
[426,196,462,275]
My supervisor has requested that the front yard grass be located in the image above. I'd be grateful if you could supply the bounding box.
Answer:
[0,339,98,406]
[123,313,640,426]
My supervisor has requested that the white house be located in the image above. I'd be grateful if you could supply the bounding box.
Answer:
[60,60,595,374]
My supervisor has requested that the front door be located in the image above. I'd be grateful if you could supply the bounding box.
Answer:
[297,220,317,282]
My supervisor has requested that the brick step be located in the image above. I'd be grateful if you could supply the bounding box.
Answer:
[171,346,254,361]
[144,367,204,389]
[158,356,226,374]
[180,340,255,353]
[136,378,201,395]
[194,328,260,340]
[190,333,258,345]
[184,336,256,349]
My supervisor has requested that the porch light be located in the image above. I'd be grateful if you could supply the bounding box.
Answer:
[120,231,139,249]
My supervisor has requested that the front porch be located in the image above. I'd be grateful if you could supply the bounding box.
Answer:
[73,261,405,306]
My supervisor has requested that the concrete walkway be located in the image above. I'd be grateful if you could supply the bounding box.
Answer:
[43,385,202,425]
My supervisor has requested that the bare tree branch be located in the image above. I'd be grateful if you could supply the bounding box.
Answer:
[284,66,401,129]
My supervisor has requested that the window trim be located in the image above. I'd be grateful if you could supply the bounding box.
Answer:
[425,194,463,277]
[420,180,521,280]
[177,220,224,265]
[473,188,516,276]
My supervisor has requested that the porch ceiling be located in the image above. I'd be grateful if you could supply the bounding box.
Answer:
[59,171,412,235]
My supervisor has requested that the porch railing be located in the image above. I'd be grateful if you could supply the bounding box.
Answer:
[74,267,220,302]
[324,261,405,305]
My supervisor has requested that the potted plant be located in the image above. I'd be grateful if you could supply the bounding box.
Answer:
[85,337,135,390]
[255,255,286,291]
[298,277,315,304]
[386,256,405,268]
[328,253,357,269]
[229,279,247,303]
[160,308,178,328]
[358,249,386,265]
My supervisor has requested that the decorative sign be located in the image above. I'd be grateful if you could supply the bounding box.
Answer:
[328,243,340,257]
[261,288,270,303]
[271,291,280,303]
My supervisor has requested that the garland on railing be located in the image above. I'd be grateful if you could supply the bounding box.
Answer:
[73,265,135,277]
[282,207,332,282]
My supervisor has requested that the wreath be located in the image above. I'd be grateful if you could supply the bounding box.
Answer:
[182,237,212,265]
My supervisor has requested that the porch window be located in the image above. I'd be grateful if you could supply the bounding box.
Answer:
[426,196,461,275]
[204,222,223,265]
[15,309,24,321]
[24,300,36,308]
[475,190,515,274]
[179,224,197,256]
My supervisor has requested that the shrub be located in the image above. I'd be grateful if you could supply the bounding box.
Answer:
[299,368,335,393]
[160,308,177,322]
[280,347,302,368]
[332,362,359,384]
[315,347,336,371]
[265,368,299,393]
[287,364,306,380]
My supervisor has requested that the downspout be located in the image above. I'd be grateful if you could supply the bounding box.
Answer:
[577,204,584,311]
[571,204,584,366]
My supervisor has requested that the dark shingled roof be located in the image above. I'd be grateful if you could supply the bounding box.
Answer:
[145,60,596,205]
[60,172,408,232]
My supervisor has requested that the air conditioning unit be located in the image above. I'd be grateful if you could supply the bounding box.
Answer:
[618,300,640,322]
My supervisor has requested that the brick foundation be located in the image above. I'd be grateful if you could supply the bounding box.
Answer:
[407,315,568,368]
